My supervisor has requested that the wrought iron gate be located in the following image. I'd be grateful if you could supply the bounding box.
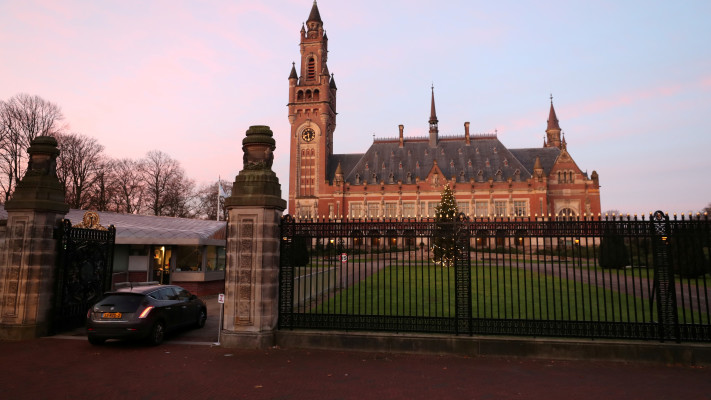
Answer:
[52,213,115,333]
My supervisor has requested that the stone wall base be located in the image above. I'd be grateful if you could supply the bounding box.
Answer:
[274,330,711,366]
[0,323,49,341]
[221,330,275,349]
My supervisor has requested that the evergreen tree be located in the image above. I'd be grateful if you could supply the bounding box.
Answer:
[431,185,460,267]
[598,227,629,269]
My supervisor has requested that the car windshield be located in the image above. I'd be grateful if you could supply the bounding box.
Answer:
[95,293,145,311]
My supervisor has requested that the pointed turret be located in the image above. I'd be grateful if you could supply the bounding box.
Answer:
[307,1,322,24]
[429,85,439,147]
[329,74,337,90]
[545,95,562,149]
[289,62,298,80]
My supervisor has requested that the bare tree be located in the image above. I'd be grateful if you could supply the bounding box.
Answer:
[111,158,145,214]
[141,150,194,216]
[162,171,196,218]
[0,94,64,201]
[194,179,231,220]
[86,159,117,212]
[55,132,105,209]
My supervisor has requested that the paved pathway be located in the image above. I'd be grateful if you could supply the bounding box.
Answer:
[0,337,709,400]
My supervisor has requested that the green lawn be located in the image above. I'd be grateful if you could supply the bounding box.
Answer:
[312,263,709,324]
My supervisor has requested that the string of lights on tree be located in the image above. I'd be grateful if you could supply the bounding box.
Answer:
[431,184,460,267]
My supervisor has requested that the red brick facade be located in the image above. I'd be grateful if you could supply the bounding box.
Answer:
[287,3,601,220]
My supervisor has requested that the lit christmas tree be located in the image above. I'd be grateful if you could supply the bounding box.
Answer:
[431,184,459,267]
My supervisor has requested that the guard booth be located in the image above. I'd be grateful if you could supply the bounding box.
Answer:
[52,211,115,334]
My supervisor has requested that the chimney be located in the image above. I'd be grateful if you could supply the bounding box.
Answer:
[398,125,404,148]
[464,121,470,146]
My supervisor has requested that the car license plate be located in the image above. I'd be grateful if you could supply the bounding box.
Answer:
[102,312,122,319]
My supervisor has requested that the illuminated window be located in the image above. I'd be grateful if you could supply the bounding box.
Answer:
[494,201,507,217]
[475,201,488,217]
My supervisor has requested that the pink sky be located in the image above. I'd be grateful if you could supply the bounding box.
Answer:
[1,0,710,214]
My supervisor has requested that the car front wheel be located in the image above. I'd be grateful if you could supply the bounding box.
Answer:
[147,321,165,346]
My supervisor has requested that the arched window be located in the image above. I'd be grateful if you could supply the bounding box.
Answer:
[306,90,312,100]
[307,57,316,80]
[297,90,304,101]
[558,208,577,221]
[313,89,320,101]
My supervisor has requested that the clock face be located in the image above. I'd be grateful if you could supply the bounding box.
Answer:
[302,128,315,142]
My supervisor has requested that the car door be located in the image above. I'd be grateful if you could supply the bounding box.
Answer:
[153,287,181,330]
[174,287,198,327]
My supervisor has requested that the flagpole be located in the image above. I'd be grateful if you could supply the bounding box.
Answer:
[217,176,221,221]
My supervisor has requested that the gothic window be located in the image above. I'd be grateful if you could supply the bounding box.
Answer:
[558,208,577,221]
[503,158,508,167]
[307,57,316,80]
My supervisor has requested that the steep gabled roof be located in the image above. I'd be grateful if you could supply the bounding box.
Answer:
[332,136,537,185]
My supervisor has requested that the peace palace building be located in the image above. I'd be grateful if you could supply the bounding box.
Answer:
[287,2,601,220]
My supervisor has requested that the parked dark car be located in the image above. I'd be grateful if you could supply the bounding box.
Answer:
[86,284,207,345]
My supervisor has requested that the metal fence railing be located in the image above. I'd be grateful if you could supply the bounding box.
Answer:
[278,212,711,342]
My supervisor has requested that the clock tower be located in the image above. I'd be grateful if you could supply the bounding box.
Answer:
[287,1,337,217]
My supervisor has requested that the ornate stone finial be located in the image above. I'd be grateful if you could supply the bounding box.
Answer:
[5,135,69,214]
[242,125,276,170]
[225,125,286,210]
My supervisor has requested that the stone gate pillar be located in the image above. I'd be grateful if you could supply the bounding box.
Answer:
[0,136,69,339]
[221,125,286,348]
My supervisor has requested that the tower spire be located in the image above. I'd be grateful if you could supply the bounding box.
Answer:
[307,1,322,26]
[429,85,438,147]
[545,94,562,148]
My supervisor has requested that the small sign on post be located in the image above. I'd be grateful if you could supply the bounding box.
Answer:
[341,253,348,263]
[215,294,225,346]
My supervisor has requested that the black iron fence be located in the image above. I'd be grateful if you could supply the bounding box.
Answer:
[279,212,711,342]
